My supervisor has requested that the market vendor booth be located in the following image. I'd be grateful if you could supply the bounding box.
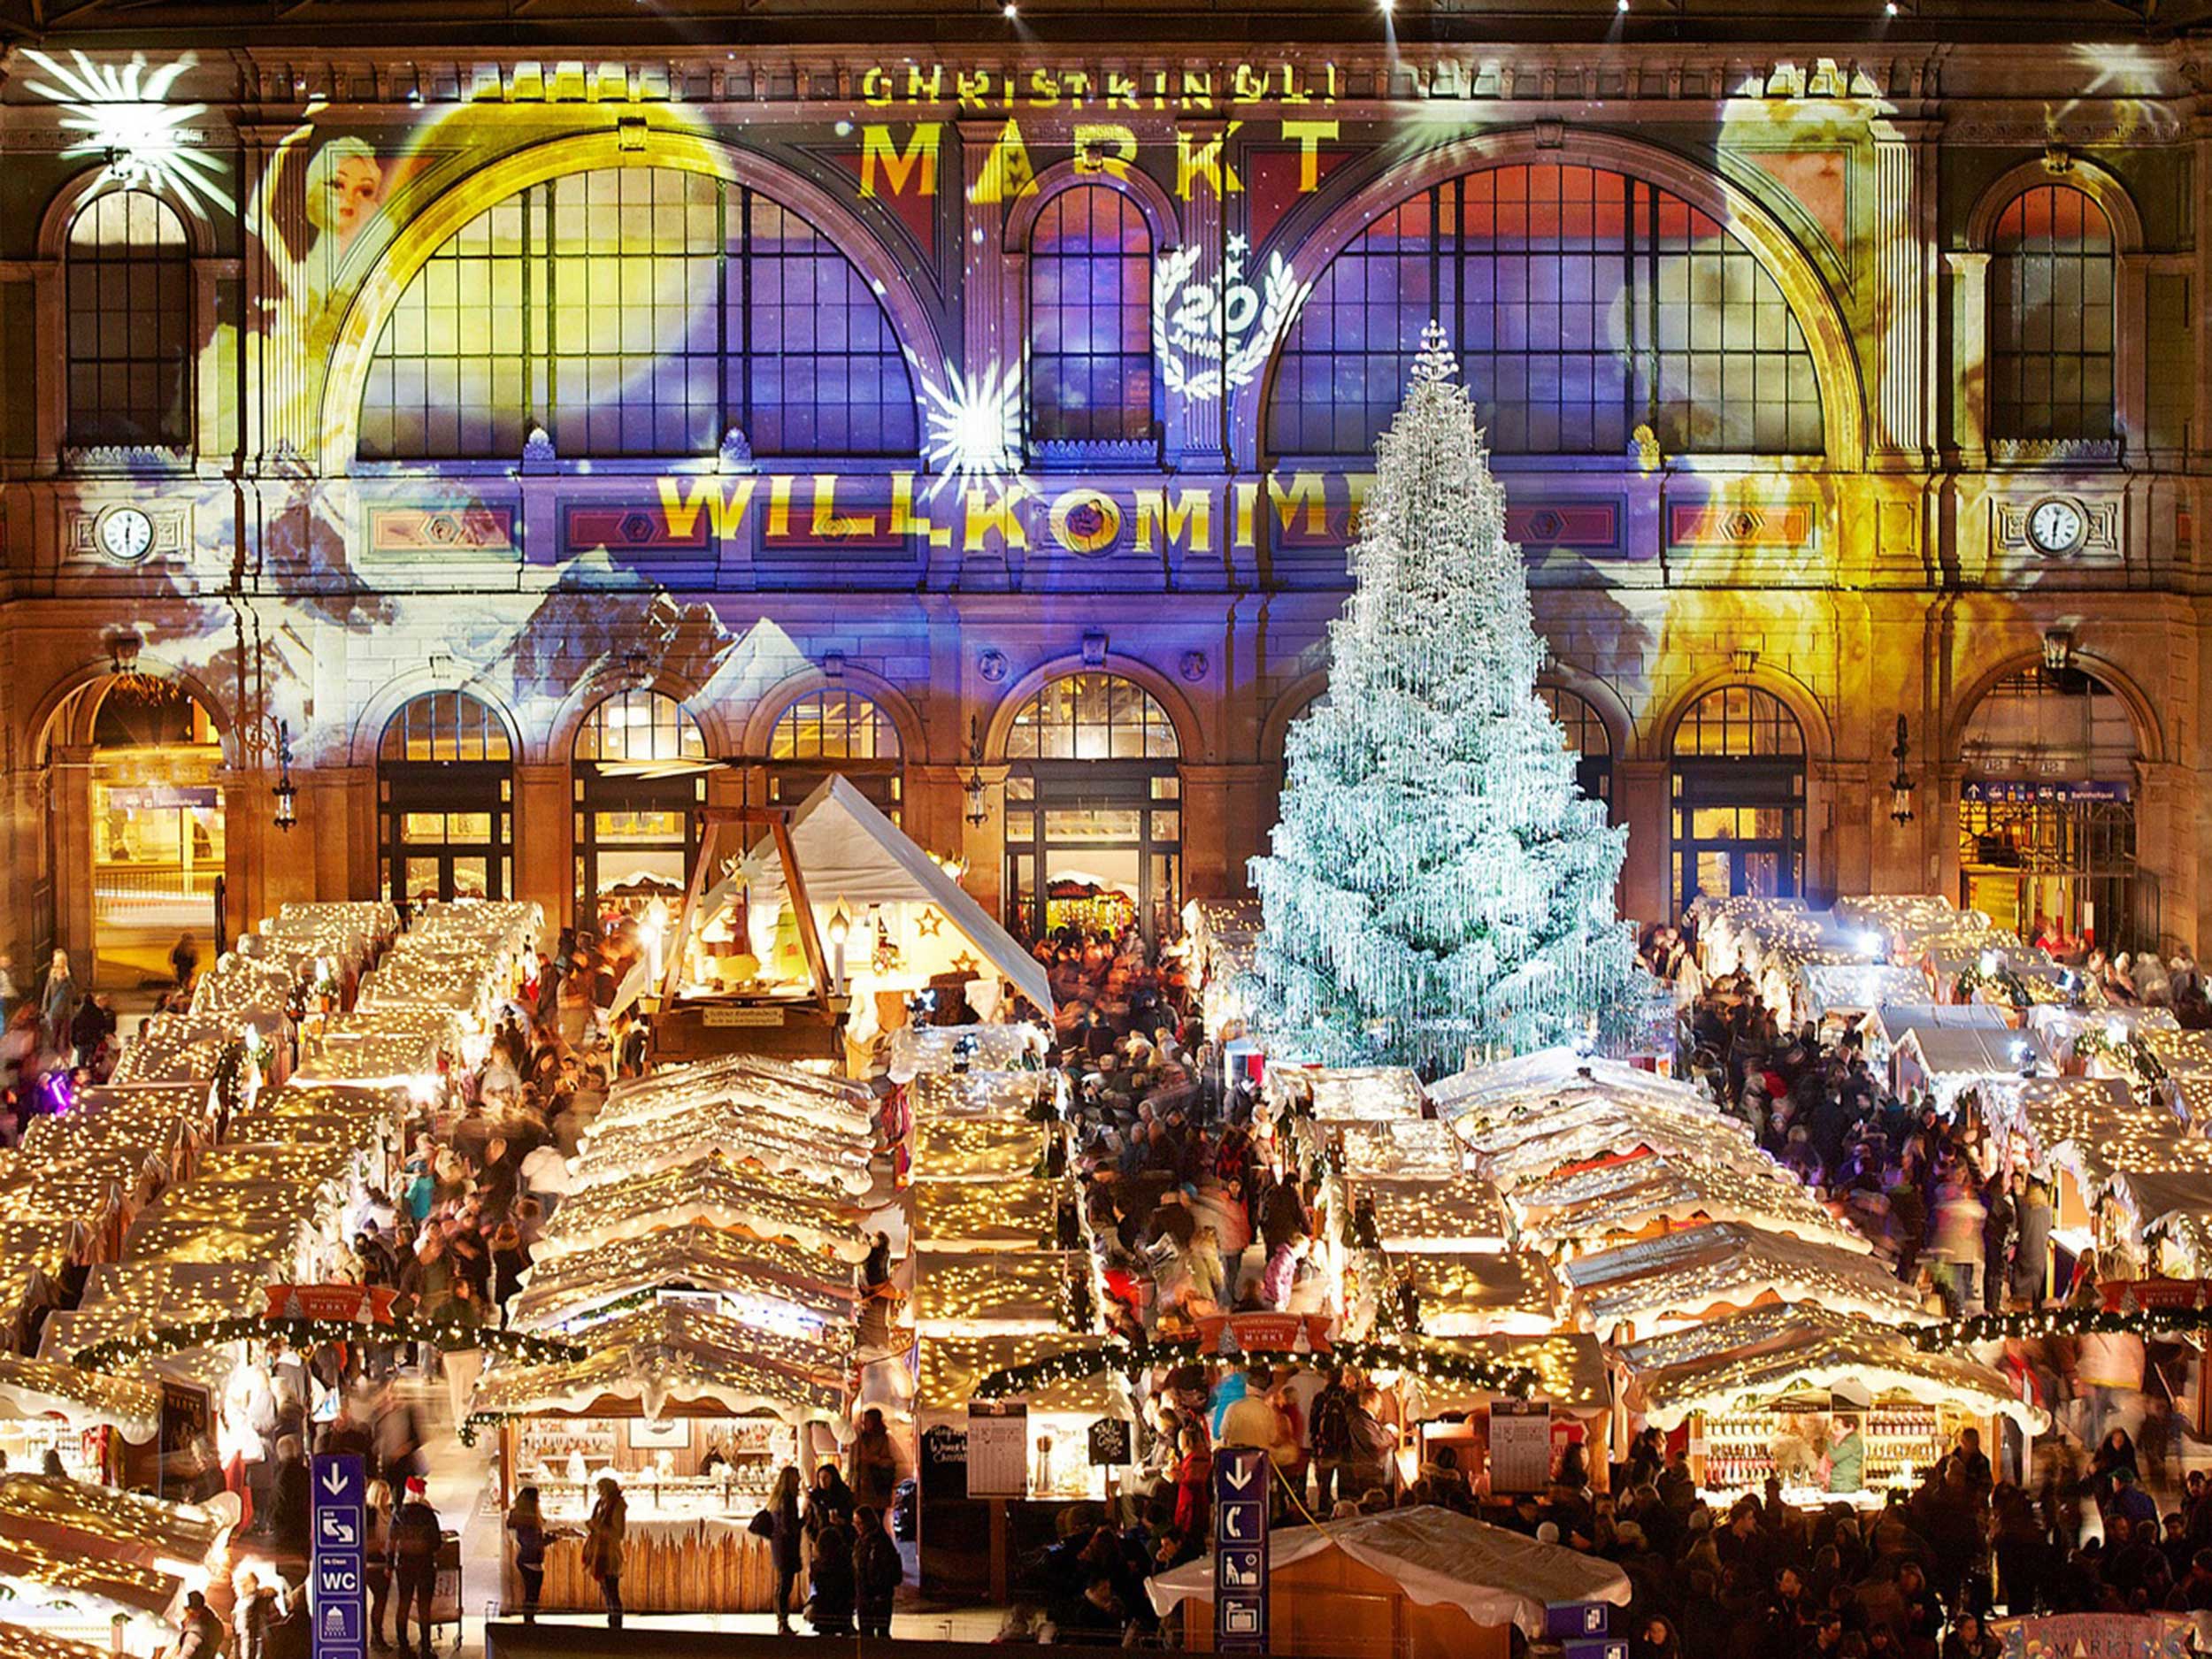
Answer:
[1618,1302,2043,1508]
[1401,1332,1611,1499]
[471,1301,847,1615]
[1149,1504,1629,1659]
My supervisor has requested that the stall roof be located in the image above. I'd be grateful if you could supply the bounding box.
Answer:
[1894,1025,2054,1080]
[1148,1506,1628,1636]
[911,1118,1049,1183]
[738,775,1052,1017]
[1409,1333,1609,1414]
[887,1024,1049,1079]
[1794,964,1932,1022]
[470,1303,848,1425]
[913,1333,1123,1415]
[578,1094,876,1197]
[507,1223,854,1333]
[910,1179,1056,1253]
[1456,1096,1762,1189]
[907,1069,1056,1120]
[0,1475,227,1619]
[1430,1047,1705,1122]
[1618,1302,2042,1433]
[1288,1067,1427,1123]
[1510,1153,1872,1257]
[1340,1120,1464,1182]
[1397,1252,1561,1337]
[0,1356,160,1440]
[0,1626,109,1659]
[532,1155,864,1263]
[2143,1028,2212,1076]
[1560,1222,1925,1330]
[594,1053,877,1140]
[1363,1179,1511,1252]
[910,1250,1072,1333]
[2015,1079,2212,1192]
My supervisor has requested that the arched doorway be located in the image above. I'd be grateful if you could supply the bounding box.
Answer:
[1539,685,1614,813]
[378,692,513,904]
[765,688,904,822]
[573,689,706,928]
[83,681,225,987]
[1670,685,1806,916]
[1957,664,2146,946]
[1002,672,1182,943]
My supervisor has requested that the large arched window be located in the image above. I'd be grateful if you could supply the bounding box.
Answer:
[87,681,225,987]
[1267,164,1823,458]
[358,166,919,461]
[767,689,903,820]
[1003,673,1182,942]
[573,690,704,922]
[378,692,513,902]
[1029,186,1154,449]
[1959,664,2143,947]
[66,190,192,450]
[1669,686,1805,915]
[1539,684,1613,810]
[1989,185,2116,442]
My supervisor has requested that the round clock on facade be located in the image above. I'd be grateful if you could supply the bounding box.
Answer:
[2026,496,2087,556]
[96,506,155,564]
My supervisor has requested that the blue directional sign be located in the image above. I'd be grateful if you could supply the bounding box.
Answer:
[310,1454,366,1659]
[1212,1446,1269,1654]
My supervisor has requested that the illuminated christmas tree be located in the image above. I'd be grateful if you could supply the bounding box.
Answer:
[1248,320,1640,1072]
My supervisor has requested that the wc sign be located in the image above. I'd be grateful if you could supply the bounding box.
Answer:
[310,1454,366,1659]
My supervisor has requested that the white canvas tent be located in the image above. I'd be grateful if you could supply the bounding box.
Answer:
[713,775,1053,1018]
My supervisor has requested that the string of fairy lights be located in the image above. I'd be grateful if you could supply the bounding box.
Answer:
[970,1334,1539,1400]
[71,1312,582,1373]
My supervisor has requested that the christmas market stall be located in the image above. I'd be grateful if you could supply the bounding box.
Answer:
[1792,964,1936,1040]
[0,1356,158,1486]
[469,1301,849,1614]
[1148,1504,1629,1659]
[0,1219,87,1356]
[1617,1302,2043,1508]
[887,1022,1050,1081]
[526,1156,870,1266]
[1560,1221,1925,1341]
[912,1333,1128,1601]
[909,1251,1079,1339]
[1398,1332,1611,1496]
[1180,896,1262,1038]
[1507,1153,1874,1258]
[1889,1024,2055,1114]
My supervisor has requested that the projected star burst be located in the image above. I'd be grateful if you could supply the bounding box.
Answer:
[26,50,234,219]
[916,358,1022,490]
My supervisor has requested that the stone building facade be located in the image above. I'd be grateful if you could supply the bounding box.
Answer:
[0,16,2206,979]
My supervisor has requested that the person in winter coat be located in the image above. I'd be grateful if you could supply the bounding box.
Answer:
[580,1477,626,1630]
[805,1463,857,1539]
[853,1505,902,1638]
[768,1464,805,1635]
[848,1408,900,1513]
[807,1517,856,1637]
[2011,1175,2054,1308]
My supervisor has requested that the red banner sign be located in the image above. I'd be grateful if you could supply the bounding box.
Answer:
[263,1284,398,1325]
[2095,1279,2211,1313]
[1195,1312,1333,1356]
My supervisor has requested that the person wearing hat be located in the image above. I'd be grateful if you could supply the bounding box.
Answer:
[389,1475,442,1659]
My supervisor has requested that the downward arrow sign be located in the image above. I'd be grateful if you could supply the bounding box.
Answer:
[321,1466,350,1497]
[1225,1460,1256,1492]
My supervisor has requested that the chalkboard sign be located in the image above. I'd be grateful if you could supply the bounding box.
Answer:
[918,1422,968,1502]
[1087,1417,1132,1467]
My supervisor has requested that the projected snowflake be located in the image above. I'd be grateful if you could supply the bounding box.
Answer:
[26,51,234,219]
[916,358,1022,489]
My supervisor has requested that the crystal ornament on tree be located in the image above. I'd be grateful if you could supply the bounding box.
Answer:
[1247,319,1640,1072]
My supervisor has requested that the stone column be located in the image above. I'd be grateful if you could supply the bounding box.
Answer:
[1870,120,1941,470]
[1946,253,1992,469]
[1179,763,1271,900]
[49,744,95,982]
[1615,758,1669,925]
[1170,119,1229,472]
[511,762,571,930]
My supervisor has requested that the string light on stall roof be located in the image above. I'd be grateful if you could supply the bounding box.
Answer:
[72,1313,583,1373]
[24,50,234,217]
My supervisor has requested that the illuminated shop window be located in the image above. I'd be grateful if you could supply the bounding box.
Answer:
[1990,186,2116,442]
[1028,186,1155,446]
[770,690,901,763]
[1669,685,1806,916]
[378,692,513,903]
[573,689,706,764]
[1538,684,1613,807]
[1005,674,1179,762]
[65,190,192,450]
[1266,164,1823,457]
[358,167,918,461]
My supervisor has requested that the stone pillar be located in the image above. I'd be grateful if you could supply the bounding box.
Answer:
[1870,120,1941,469]
[49,744,94,983]
[2116,250,2151,462]
[1616,758,1669,926]
[956,763,1012,928]
[300,766,366,902]
[1946,252,1991,468]
[906,764,972,877]
[1179,763,1271,900]
[1170,120,1228,472]
[511,762,571,931]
